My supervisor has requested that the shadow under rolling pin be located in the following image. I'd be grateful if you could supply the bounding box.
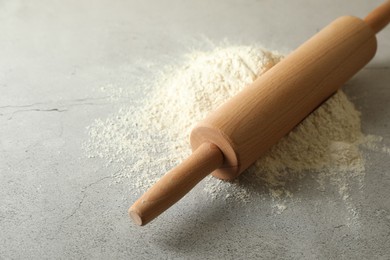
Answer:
[129,1,390,226]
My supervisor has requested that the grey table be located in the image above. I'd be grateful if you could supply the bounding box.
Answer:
[1,0,389,259]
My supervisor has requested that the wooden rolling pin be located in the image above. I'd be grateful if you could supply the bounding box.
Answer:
[129,1,390,226]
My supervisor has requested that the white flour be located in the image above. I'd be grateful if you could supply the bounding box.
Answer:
[84,45,387,214]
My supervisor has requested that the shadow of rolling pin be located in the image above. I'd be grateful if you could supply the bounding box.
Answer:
[129,1,390,226]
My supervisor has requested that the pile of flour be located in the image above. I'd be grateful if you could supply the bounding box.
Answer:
[84,45,386,207]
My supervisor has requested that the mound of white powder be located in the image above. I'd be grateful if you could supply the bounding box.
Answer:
[84,45,386,208]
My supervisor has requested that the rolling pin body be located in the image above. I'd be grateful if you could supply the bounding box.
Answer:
[191,16,377,180]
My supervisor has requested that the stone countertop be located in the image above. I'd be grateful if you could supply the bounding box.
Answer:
[1,0,389,259]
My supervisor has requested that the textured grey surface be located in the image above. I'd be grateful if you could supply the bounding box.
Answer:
[1,0,389,259]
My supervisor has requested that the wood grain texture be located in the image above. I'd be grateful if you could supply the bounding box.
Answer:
[191,16,377,180]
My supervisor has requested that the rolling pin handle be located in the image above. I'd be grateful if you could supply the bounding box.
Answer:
[129,142,223,226]
[365,0,390,33]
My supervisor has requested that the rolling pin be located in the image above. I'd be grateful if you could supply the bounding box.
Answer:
[129,1,390,226]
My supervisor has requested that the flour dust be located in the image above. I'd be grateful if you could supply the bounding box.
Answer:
[83,44,389,220]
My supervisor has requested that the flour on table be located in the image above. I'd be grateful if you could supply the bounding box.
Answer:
[84,44,388,214]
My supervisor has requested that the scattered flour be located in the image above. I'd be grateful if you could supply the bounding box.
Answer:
[84,44,388,216]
